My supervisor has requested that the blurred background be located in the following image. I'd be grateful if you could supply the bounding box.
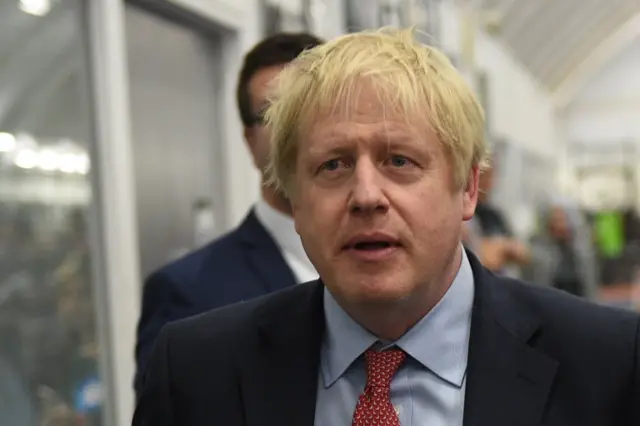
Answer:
[0,0,639,424]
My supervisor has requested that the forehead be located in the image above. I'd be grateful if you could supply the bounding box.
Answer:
[248,65,285,107]
[304,86,434,147]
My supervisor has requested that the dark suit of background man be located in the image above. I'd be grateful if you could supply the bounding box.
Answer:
[133,33,323,398]
[133,27,640,426]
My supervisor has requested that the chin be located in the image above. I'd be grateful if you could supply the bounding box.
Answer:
[344,275,414,305]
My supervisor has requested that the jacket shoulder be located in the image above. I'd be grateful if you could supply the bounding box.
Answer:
[498,277,639,353]
[161,282,320,349]
[156,227,245,279]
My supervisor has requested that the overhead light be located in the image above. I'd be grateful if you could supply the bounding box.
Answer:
[74,153,90,175]
[59,153,90,175]
[37,149,60,171]
[14,149,38,169]
[59,153,79,173]
[0,132,16,153]
[15,132,38,150]
[19,0,51,16]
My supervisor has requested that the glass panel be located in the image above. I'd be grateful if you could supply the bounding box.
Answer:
[0,1,105,425]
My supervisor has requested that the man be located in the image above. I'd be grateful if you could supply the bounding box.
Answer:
[523,202,600,299]
[474,163,530,274]
[133,28,640,426]
[133,33,322,397]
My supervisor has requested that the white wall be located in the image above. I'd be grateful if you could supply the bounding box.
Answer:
[560,36,640,211]
[439,1,558,160]
[564,38,640,144]
[311,0,346,39]
[213,0,264,227]
[475,34,558,158]
[437,1,559,232]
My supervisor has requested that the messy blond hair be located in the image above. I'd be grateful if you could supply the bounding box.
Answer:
[264,27,489,197]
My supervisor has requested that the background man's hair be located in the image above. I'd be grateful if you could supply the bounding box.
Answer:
[236,32,324,127]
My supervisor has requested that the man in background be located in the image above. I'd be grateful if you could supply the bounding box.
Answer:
[474,164,530,274]
[133,32,323,398]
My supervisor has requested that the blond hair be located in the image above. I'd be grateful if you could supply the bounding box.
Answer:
[264,27,489,196]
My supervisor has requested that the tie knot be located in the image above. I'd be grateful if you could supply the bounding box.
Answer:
[364,349,406,389]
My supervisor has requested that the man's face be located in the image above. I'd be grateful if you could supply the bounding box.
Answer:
[478,165,494,202]
[244,65,286,175]
[291,86,479,308]
[548,207,571,240]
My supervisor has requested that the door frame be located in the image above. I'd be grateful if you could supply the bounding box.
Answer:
[125,0,264,228]
[85,0,262,424]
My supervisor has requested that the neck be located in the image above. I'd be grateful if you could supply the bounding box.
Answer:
[346,245,463,341]
[261,186,292,216]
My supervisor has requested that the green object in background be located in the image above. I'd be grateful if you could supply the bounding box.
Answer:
[594,212,625,258]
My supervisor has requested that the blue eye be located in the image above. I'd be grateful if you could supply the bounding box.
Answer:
[320,158,342,172]
[389,155,411,167]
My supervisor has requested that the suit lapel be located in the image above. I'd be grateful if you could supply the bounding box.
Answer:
[238,210,298,292]
[464,253,558,426]
[240,282,324,426]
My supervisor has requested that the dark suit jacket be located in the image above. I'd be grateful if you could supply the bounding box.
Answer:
[134,210,296,397]
[133,252,640,426]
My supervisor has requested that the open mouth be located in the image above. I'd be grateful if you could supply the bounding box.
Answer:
[342,234,403,252]
[350,241,398,251]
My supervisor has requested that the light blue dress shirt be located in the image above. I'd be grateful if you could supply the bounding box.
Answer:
[315,249,475,426]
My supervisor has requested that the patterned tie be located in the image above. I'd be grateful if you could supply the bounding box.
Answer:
[352,348,407,426]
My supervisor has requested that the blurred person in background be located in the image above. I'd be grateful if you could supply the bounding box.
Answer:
[134,32,324,399]
[474,164,530,275]
[0,354,35,426]
[0,213,49,425]
[523,201,600,299]
[133,27,640,426]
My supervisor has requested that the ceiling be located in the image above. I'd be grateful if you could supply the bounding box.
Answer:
[0,0,86,140]
[477,0,640,91]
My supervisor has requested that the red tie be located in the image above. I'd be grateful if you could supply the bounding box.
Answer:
[352,349,407,426]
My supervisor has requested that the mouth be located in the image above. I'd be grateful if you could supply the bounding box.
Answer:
[342,234,402,255]
[346,241,400,251]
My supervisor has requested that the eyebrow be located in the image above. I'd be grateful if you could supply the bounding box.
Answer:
[307,138,421,163]
[306,143,352,159]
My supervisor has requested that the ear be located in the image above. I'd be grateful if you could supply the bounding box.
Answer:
[462,166,480,221]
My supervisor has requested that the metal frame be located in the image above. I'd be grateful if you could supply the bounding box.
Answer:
[86,1,140,424]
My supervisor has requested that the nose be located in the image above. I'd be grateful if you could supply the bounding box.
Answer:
[348,159,389,215]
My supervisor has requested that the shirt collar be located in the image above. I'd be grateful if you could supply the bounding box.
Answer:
[321,248,475,389]
[254,199,310,267]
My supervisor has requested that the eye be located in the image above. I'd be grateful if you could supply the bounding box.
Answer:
[319,158,347,173]
[388,155,413,168]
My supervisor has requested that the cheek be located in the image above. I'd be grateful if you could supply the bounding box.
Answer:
[404,187,462,235]
[295,191,342,244]
[251,127,269,150]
